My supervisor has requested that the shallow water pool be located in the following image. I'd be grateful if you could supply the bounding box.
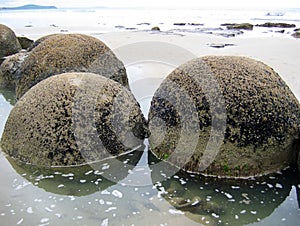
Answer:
[0,85,300,225]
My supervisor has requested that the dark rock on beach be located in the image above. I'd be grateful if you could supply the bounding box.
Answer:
[148,56,300,178]
[225,23,253,30]
[256,22,296,28]
[0,24,22,64]
[15,33,129,99]
[292,31,300,38]
[1,72,147,167]
[151,26,160,31]
[209,43,236,48]
[17,36,34,49]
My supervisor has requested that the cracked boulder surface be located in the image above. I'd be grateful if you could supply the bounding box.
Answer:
[1,72,147,167]
[15,33,129,99]
[148,56,300,178]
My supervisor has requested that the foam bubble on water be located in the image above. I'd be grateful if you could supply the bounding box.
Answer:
[101,218,108,226]
[15,181,31,190]
[112,190,123,198]
[101,190,111,195]
[55,213,62,218]
[61,173,74,177]
[40,218,49,223]
[16,218,24,225]
[105,207,117,212]
[45,207,53,212]
[169,209,184,215]
[27,207,33,214]
[212,213,219,218]
[102,164,110,170]
[85,170,93,175]
[224,192,233,199]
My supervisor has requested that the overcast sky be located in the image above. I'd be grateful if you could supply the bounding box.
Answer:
[1,0,300,9]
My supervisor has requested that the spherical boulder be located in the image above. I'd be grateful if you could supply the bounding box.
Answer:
[148,56,300,178]
[0,51,29,87]
[0,24,22,64]
[15,34,129,99]
[1,72,147,167]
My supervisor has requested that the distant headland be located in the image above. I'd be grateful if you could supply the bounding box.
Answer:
[0,4,57,10]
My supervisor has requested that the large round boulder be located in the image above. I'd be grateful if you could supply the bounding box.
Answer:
[15,34,129,99]
[1,72,147,167]
[0,24,22,64]
[148,56,300,178]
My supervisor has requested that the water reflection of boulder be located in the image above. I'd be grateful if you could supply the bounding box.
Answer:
[0,86,16,105]
[7,148,143,196]
[149,152,298,225]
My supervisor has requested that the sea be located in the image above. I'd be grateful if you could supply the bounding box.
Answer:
[0,5,300,226]
[0,6,300,39]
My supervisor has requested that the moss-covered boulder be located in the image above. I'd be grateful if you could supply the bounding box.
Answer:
[15,33,129,99]
[0,24,21,64]
[1,72,147,167]
[28,33,59,51]
[17,36,34,49]
[148,56,300,178]
[0,51,29,87]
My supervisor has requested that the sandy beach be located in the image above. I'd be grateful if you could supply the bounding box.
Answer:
[96,31,300,99]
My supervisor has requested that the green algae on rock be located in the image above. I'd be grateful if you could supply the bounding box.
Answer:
[1,72,147,167]
[0,24,22,64]
[148,56,300,178]
[15,33,129,99]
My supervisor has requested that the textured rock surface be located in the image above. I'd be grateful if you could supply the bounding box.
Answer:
[0,24,21,64]
[256,22,296,28]
[148,56,300,177]
[1,72,147,166]
[16,33,129,99]
[226,23,253,30]
[292,31,300,38]
[0,51,29,87]
[17,36,34,49]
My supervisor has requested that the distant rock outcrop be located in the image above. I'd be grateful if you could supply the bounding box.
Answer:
[256,22,296,28]
[0,4,57,10]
